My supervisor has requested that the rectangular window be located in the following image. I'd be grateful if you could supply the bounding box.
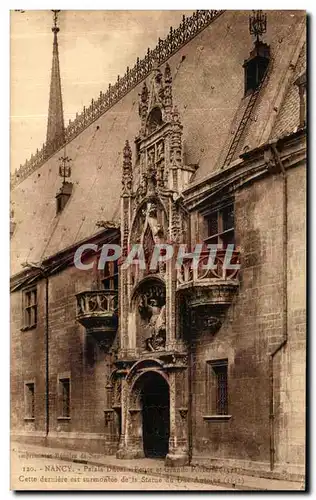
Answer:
[23,287,37,329]
[24,382,35,419]
[207,359,228,415]
[102,261,118,290]
[204,203,235,249]
[58,376,70,418]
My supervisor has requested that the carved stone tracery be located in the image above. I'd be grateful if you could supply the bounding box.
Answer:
[138,293,166,352]
[118,63,193,465]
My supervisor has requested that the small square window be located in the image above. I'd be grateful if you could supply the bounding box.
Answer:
[24,382,35,419]
[207,359,228,415]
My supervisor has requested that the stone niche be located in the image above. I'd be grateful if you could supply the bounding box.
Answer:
[131,277,167,353]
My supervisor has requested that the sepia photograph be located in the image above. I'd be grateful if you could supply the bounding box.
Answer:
[9,8,306,491]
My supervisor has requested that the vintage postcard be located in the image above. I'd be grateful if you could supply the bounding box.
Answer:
[10,9,306,491]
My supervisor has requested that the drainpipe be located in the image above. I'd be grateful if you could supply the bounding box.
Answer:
[44,273,49,438]
[23,262,50,439]
[188,326,193,463]
[268,142,288,471]
[187,210,193,463]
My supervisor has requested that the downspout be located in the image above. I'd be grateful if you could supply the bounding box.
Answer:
[22,263,50,439]
[188,323,193,462]
[186,207,193,462]
[45,274,50,438]
[268,142,288,471]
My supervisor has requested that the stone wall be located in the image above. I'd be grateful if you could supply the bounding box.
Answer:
[190,163,305,476]
[11,256,119,454]
[273,165,306,472]
[11,10,305,276]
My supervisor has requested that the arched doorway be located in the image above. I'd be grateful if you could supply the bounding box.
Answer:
[140,371,170,458]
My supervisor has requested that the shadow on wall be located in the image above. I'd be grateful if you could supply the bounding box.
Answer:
[84,334,96,368]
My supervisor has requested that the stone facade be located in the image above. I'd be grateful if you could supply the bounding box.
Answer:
[10,10,306,480]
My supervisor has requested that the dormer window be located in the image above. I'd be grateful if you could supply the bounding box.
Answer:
[56,181,73,214]
[56,153,72,214]
[295,71,307,129]
[10,207,16,238]
[146,107,163,135]
[243,41,270,96]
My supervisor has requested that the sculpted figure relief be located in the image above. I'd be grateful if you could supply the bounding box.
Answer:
[138,294,166,351]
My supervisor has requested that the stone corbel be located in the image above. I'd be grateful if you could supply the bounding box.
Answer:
[191,310,223,334]
[178,408,188,419]
[104,409,114,423]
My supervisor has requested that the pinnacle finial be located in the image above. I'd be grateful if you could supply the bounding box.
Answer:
[58,153,72,185]
[123,140,132,164]
[52,10,60,33]
[249,10,267,43]
[46,9,65,153]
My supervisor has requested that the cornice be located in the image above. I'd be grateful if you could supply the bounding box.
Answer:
[10,227,119,292]
[11,10,224,189]
[183,128,306,212]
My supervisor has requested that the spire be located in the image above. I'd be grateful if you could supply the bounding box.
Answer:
[46,10,65,155]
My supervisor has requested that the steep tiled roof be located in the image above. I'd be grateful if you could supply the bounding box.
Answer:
[270,42,306,140]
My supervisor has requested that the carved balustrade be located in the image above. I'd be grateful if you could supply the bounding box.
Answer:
[76,290,118,342]
[177,249,240,308]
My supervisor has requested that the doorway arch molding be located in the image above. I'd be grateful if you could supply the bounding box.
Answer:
[117,358,189,465]
[126,357,166,385]
[118,365,170,460]
[128,365,169,411]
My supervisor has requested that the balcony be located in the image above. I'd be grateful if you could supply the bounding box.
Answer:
[176,249,240,309]
[76,290,118,342]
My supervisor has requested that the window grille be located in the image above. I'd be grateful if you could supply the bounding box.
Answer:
[214,364,228,415]
[207,359,228,415]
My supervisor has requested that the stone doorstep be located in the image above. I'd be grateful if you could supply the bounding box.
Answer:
[11,442,305,491]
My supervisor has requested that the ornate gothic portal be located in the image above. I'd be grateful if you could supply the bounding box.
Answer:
[115,63,195,465]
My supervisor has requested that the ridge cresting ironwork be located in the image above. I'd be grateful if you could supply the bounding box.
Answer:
[11,10,224,188]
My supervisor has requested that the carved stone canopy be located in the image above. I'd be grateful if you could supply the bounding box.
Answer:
[139,62,173,137]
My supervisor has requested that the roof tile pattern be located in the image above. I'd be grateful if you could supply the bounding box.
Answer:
[11,10,306,276]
